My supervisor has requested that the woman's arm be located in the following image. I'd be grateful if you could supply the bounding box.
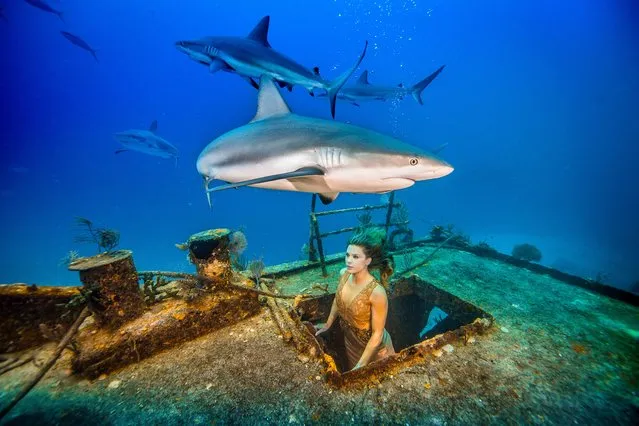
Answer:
[353,286,388,369]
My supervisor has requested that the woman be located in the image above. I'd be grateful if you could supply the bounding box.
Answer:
[315,228,395,371]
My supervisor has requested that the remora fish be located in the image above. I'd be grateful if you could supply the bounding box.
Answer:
[23,0,63,22]
[175,15,368,118]
[60,31,99,63]
[328,65,445,106]
[114,120,179,163]
[196,76,453,208]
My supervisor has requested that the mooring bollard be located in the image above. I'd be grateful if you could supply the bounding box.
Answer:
[68,250,145,328]
[184,229,232,287]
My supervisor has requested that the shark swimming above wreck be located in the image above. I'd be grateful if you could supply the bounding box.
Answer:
[196,75,454,208]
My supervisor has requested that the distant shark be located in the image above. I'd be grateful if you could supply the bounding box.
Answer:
[327,65,446,106]
[60,31,99,63]
[23,0,63,22]
[175,15,368,118]
[196,76,453,208]
[114,120,179,163]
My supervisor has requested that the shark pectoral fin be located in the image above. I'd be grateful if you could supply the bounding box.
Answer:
[207,167,325,193]
[318,192,339,205]
[115,149,128,154]
[209,59,226,74]
[149,120,158,133]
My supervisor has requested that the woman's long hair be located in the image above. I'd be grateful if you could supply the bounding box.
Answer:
[348,227,394,289]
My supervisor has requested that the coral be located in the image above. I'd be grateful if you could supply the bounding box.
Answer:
[58,250,80,267]
[229,230,247,255]
[248,259,265,288]
[229,230,248,271]
[73,217,120,254]
[511,243,542,262]
[391,201,410,230]
[355,211,373,230]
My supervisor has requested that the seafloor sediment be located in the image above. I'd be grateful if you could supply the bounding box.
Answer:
[1,246,638,425]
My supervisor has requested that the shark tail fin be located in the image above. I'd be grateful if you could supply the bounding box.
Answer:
[411,64,445,105]
[91,50,99,63]
[326,40,368,118]
[57,11,65,23]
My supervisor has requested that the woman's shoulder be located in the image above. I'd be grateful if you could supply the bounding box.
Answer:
[369,282,388,302]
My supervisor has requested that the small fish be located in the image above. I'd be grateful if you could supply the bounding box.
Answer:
[60,31,99,63]
[114,120,179,164]
[23,0,63,22]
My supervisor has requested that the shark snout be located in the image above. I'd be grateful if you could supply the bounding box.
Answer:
[433,161,454,178]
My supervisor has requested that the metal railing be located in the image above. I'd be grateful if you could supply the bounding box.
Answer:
[307,192,409,276]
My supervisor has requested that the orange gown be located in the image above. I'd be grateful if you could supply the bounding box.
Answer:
[336,273,395,370]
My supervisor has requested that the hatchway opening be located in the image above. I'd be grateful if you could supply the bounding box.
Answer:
[295,276,493,375]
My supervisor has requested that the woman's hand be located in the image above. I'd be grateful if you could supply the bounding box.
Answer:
[351,362,365,371]
[315,323,330,336]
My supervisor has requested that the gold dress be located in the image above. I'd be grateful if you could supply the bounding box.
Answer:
[336,273,395,370]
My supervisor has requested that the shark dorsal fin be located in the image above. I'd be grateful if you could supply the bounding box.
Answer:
[247,16,271,47]
[149,120,158,132]
[251,76,291,122]
[357,70,370,85]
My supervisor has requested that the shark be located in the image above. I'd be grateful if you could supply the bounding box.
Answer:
[196,76,454,208]
[60,31,99,63]
[23,0,63,22]
[326,65,446,106]
[113,120,179,164]
[175,15,368,118]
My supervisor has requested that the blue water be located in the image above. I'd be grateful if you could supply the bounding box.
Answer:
[1,0,637,290]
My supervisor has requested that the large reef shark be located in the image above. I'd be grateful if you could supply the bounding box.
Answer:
[175,15,368,118]
[327,65,446,106]
[196,76,454,208]
[114,120,179,164]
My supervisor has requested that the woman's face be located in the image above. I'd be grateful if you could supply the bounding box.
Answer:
[345,244,371,274]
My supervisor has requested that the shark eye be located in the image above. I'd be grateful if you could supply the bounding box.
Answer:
[409,158,419,166]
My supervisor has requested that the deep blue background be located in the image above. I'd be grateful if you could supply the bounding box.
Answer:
[1,0,637,289]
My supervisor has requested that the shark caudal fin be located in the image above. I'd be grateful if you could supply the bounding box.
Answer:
[411,64,445,105]
[326,41,368,119]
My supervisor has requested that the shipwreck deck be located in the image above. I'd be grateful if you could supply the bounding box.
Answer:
[1,245,638,425]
